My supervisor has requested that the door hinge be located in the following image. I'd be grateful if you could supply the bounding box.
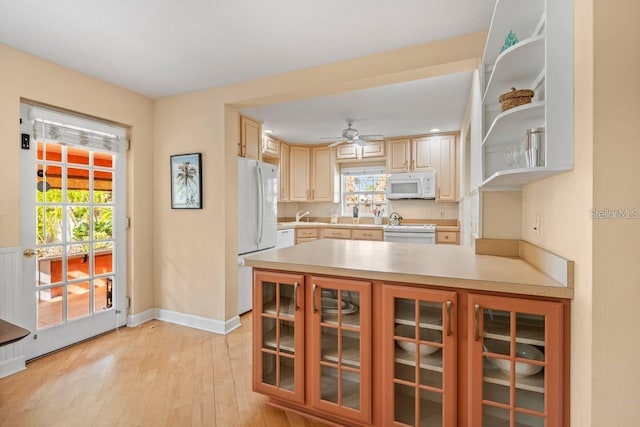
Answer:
[125,217,131,229]
[126,138,131,151]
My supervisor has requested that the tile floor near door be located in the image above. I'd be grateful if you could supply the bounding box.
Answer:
[0,313,327,427]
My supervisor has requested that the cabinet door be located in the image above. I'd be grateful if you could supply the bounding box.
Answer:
[381,285,457,427]
[240,115,262,160]
[311,146,335,202]
[387,138,411,173]
[262,135,280,157]
[253,271,305,404]
[412,137,435,172]
[336,144,358,160]
[435,135,457,201]
[289,146,310,202]
[309,276,372,424]
[279,143,290,201]
[468,294,563,427]
[362,140,385,158]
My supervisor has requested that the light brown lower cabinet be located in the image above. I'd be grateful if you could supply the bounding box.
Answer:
[253,270,570,426]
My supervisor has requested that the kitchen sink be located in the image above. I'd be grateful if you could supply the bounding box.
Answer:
[278,221,328,226]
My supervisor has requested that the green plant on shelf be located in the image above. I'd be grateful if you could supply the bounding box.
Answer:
[500,31,519,53]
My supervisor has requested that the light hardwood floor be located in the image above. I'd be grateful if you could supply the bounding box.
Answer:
[0,313,328,427]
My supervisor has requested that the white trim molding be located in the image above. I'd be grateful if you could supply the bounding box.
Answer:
[0,354,26,379]
[126,308,155,327]
[153,308,241,335]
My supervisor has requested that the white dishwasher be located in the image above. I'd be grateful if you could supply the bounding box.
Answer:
[238,228,295,314]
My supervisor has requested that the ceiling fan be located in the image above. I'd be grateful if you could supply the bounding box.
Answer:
[321,120,383,147]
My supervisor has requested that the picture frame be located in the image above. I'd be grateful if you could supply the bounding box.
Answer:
[170,153,202,209]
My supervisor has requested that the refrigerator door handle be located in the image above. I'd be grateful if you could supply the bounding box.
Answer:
[257,164,264,245]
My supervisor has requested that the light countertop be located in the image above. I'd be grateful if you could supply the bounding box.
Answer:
[243,239,573,299]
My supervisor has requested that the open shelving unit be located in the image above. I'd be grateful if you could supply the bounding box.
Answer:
[479,0,573,190]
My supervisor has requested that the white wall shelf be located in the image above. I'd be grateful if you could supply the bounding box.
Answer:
[482,101,545,148]
[483,35,546,105]
[479,0,573,192]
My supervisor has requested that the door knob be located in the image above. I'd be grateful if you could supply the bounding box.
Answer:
[22,248,40,258]
[23,248,38,258]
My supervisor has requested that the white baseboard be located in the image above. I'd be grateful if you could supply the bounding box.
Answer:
[126,308,155,327]
[154,308,241,335]
[0,356,26,379]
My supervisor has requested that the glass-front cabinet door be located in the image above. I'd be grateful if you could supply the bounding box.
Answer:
[253,271,305,404]
[381,285,457,426]
[309,276,372,424]
[469,294,563,427]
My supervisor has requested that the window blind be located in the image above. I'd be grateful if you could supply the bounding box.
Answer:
[27,106,126,154]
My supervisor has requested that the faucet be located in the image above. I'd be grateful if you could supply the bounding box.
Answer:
[296,210,310,222]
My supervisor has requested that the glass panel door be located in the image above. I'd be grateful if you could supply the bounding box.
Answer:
[470,294,564,427]
[253,272,304,404]
[310,276,371,424]
[382,285,456,427]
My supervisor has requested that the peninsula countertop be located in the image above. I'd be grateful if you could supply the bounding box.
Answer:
[243,239,573,299]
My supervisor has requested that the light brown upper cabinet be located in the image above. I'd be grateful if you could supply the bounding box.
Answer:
[262,135,280,158]
[386,134,459,202]
[239,115,262,160]
[279,142,290,201]
[289,146,311,202]
[289,146,339,203]
[387,137,435,173]
[335,141,385,161]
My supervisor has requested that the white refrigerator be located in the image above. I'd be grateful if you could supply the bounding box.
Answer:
[237,157,278,314]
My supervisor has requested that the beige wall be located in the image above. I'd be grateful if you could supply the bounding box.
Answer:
[153,32,486,322]
[521,0,640,424]
[0,44,156,315]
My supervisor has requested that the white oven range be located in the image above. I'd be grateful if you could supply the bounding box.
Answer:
[383,224,436,244]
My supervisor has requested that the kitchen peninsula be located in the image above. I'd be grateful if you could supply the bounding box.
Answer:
[244,239,572,426]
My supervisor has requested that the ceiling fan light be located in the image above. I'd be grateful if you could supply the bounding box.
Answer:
[430,128,440,133]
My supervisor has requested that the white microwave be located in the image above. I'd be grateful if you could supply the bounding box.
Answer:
[386,172,436,199]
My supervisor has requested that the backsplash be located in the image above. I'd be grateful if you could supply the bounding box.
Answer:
[278,200,459,220]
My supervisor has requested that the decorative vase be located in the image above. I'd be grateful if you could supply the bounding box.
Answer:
[500,31,519,53]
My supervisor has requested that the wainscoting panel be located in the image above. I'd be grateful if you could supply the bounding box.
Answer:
[0,247,27,378]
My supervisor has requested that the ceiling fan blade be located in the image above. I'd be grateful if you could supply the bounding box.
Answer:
[328,139,347,147]
[358,134,383,139]
[320,136,343,140]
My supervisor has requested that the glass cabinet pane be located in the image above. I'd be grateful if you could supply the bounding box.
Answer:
[481,307,548,425]
[256,273,303,403]
[392,295,446,426]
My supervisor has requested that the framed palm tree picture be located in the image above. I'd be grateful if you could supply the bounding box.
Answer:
[170,153,202,209]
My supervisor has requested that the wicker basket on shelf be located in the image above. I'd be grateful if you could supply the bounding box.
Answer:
[498,87,534,112]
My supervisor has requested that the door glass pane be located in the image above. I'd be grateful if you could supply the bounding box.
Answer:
[38,286,64,328]
[93,206,113,240]
[67,244,90,280]
[37,246,63,286]
[419,300,442,328]
[93,170,113,203]
[67,280,90,320]
[483,381,510,406]
[43,165,63,202]
[515,411,544,427]
[68,206,90,242]
[262,281,276,313]
[279,319,295,354]
[420,389,443,427]
[341,329,360,368]
[43,207,63,243]
[94,242,113,275]
[321,366,339,404]
[321,326,338,364]
[262,352,277,386]
[394,383,415,425]
[342,370,360,410]
[67,167,90,201]
[94,277,113,311]
[483,405,511,426]
[262,317,276,349]
[278,283,295,317]
[68,146,90,165]
[94,151,113,168]
[279,355,295,391]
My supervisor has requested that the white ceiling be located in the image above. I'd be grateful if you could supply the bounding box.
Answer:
[242,72,473,144]
[0,0,496,144]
